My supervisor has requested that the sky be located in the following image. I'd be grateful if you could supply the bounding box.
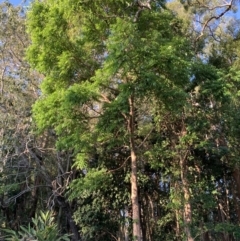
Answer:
[5,0,240,19]
[6,0,31,5]
[8,0,22,4]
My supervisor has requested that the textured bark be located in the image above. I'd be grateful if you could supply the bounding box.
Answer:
[128,95,141,241]
[118,206,129,241]
[233,167,240,223]
[131,149,141,241]
[180,154,194,241]
[175,209,180,237]
[29,175,40,218]
[57,196,80,241]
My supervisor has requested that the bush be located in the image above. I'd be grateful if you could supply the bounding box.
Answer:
[2,211,70,241]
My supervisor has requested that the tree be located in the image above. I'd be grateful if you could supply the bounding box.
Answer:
[0,3,80,240]
[26,0,192,240]
[25,0,240,240]
[0,0,42,228]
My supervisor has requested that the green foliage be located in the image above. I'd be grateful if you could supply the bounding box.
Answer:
[25,0,240,240]
[214,222,240,239]
[72,194,119,241]
[2,211,71,241]
[69,168,112,194]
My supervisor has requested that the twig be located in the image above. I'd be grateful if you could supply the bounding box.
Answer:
[0,66,6,96]
[137,126,155,148]
[196,0,233,41]
[108,156,131,173]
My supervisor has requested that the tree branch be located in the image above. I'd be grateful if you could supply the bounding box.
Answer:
[196,0,234,41]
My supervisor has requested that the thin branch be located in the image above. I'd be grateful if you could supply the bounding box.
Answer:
[1,185,51,207]
[134,0,152,22]
[103,230,118,241]
[108,156,131,173]
[52,171,73,196]
[137,126,155,149]
[196,0,233,11]
[196,0,233,41]
[207,25,221,42]
[100,83,120,94]
[0,66,6,96]
[100,93,111,103]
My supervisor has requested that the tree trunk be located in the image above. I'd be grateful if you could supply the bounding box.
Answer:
[29,175,40,218]
[131,149,141,241]
[180,153,194,241]
[233,167,240,223]
[118,206,129,241]
[57,196,80,241]
[128,95,141,241]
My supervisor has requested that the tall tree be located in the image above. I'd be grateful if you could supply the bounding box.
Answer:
[0,1,41,227]
[25,0,240,240]
[0,3,80,240]
[26,0,192,240]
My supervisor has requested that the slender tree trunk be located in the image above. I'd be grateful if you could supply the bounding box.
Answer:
[124,206,129,241]
[146,194,154,241]
[29,175,40,218]
[173,181,180,238]
[224,174,230,221]
[175,209,180,237]
[180,153,194,241]
[131,149,141,240]
[118,207,129,241]
[140,198,147,241]
[57,197,80,241]
[128,95,141,241]
[233,167,240,223]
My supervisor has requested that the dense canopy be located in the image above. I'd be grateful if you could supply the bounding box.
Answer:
[1,0,240,241]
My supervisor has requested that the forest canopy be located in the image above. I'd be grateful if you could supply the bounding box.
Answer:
[1,0,240,241]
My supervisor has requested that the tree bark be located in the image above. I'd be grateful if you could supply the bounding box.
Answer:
[57,196,80,241]
[128,95,141,241]
[180,153,194,241]
[233,167,240,223]
[29,175,40,218]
